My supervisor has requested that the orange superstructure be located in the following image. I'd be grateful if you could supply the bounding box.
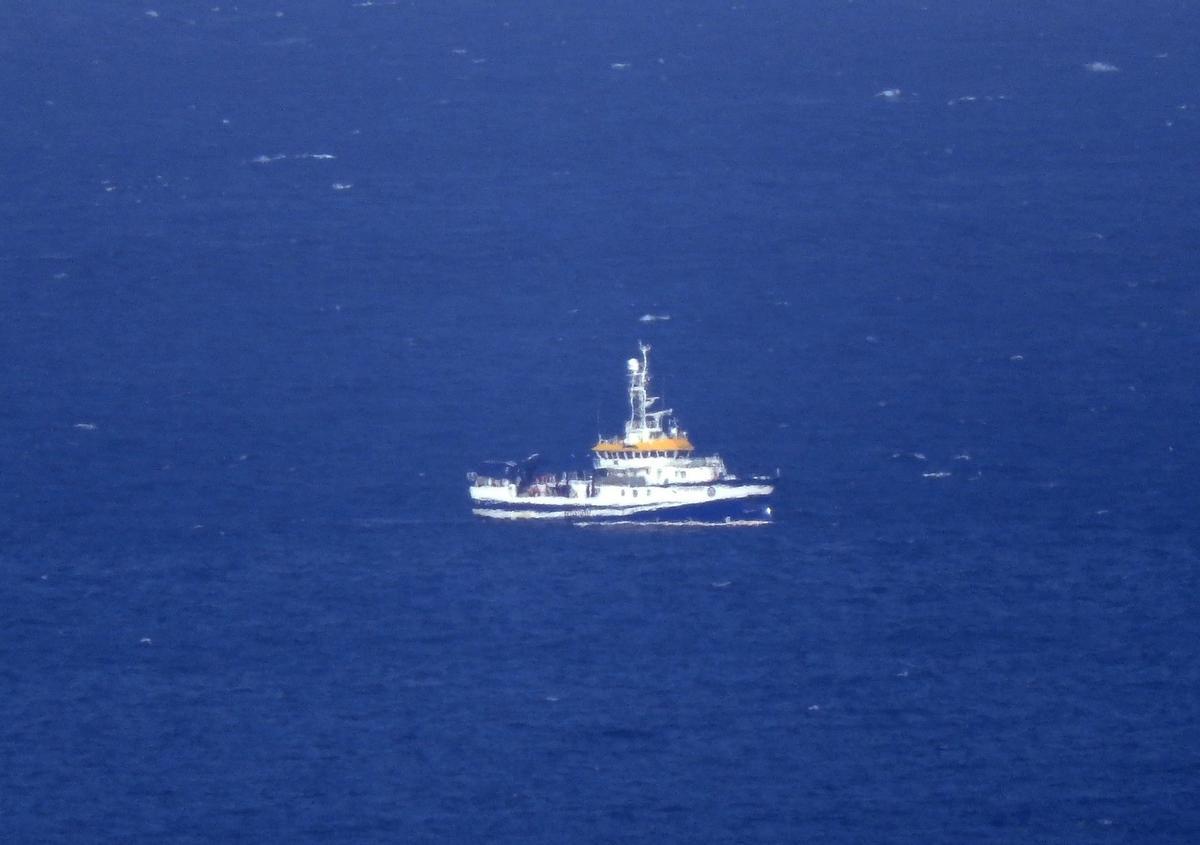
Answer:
[592,436,695,453]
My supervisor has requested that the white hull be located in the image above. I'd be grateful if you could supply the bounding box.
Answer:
[469,481,774,522]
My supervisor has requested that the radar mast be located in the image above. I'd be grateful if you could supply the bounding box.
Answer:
[624,343,671,444]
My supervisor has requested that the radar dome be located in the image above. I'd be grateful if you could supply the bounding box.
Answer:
[627,358,640,373]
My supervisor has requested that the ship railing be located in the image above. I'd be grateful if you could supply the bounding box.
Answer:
[531,471,586,484]
[594,455,724,469]
[518,480,591,498]
[682,456,726,468]
[469,475,513,488]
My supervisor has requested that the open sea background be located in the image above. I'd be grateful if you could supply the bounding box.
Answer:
[2,1,1198,841]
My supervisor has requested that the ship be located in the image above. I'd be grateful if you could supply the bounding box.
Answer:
[467,344,775,524]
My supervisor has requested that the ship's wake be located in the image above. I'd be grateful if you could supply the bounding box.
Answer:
[573,519,771,528]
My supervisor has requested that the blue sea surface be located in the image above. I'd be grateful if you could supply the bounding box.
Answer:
[2,2,1198,841]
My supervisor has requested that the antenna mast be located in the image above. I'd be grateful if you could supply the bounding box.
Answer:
[625,343,664,444]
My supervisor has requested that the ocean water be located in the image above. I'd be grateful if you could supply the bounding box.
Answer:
[2,2,1198,841]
